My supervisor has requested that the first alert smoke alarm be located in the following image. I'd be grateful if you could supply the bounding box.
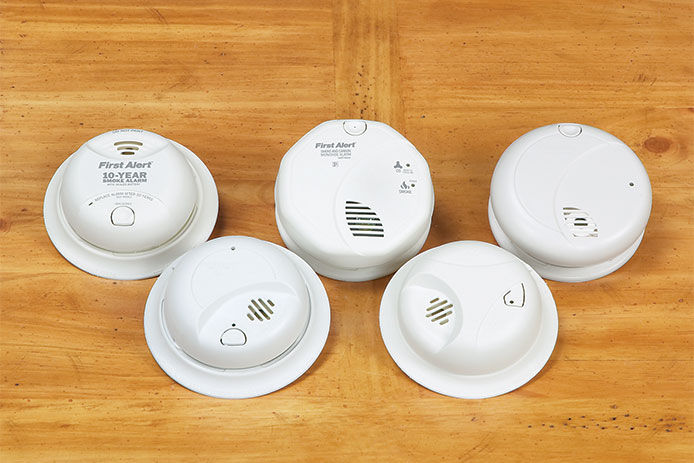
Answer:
[379,241,558,399]
[489,123,652,282]
[275,120,434,281]
[144,236,330,399]
[44,129,218,280]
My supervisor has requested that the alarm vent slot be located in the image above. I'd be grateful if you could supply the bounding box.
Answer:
[426,297,453,325]
[114,140,143,156]
[562,207,598,237]
[345,201,384,237]
[246,298,276,321]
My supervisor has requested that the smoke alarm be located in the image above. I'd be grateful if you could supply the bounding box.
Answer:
[488,123,652,282]
[44,129,218,280]
[379,241,558,399]
[144,236,330,398]
[274,120,434,281]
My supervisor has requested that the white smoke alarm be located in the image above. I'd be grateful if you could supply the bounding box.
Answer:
[489,123,652,282]
[275,120,434,281]
[144,236,330,399]
[44,129,218,280]
[380,241,558,399]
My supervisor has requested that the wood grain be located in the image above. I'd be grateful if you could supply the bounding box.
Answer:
[1,1,692,461]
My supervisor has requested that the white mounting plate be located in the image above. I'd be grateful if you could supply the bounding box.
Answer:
[489,200,644,282]
[380,241,558,399]
[144,237,330,399]
[44,139,218,280]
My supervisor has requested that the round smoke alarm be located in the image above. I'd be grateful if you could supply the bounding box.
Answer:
[275,120,434,282]
[144,236,330,399]
[44,129,218,280]
[380,241,558,399]
[489,123,652,282]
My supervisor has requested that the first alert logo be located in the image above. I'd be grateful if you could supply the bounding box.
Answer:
[315,142,356,149]
[98,161,152,184]
[98,161,153,169]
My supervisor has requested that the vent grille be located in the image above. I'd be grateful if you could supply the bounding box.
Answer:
[345,201,384,237]
[114,140,143,156]
[562,207,598,237]
[426,297,453,325]
[246,298,275,321]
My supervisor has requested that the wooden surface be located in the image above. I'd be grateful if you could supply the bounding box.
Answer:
[1,1,692,461]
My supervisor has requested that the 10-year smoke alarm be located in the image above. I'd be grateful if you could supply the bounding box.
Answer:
[488,124,652,282]
[379,241,558,399]
[44,129,218,280]
[275,120,434,281]
[144,236,330,398]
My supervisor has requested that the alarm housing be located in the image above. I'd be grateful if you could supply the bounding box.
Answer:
[275,120,434,282]
[144,236,330,399]
[489,123,652,282]
[43,129,218,280]
[379,241,558,399]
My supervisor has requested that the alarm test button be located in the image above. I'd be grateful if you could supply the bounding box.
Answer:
[221,328,247,346]
[558,124,582,137]
[343,120,367,136]
[111,206,135,226]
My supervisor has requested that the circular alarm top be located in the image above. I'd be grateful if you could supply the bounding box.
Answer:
[275,120,434,282]
[44,129,218,280]
[380,241,558,399]
[489,123,651,282]
[144,236,330,399]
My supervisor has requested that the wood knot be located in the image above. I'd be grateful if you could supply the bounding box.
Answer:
[644,136,671,153]
[0,218,10,232]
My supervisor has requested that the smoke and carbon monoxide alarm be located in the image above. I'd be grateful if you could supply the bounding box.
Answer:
[379,241,558,399]
[489,124,652,282]
[44,129,218,280]
[274,120,434,282]
[144,236,330,399]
